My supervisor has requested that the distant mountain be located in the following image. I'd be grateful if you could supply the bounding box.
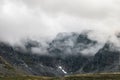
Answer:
[0,31,120,77]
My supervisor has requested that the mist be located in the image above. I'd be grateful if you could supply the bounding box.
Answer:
[1,0,120,55]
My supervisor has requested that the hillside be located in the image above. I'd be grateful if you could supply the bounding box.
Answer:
[0,55,17,77]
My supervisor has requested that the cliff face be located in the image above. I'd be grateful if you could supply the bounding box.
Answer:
[0,32,120,77]
[82,43,120,73]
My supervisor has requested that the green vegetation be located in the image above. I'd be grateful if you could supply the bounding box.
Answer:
[0,76,57,80]
[1,73,120,80]
[0,56,26,77]
[0,56,14,70]
[64,73,120,80]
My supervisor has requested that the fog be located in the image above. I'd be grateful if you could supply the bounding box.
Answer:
[0,0,120,55]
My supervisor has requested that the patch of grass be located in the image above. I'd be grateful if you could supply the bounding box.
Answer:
[1,73,120,80]
[64,73,120,80]
[0,56,14,70]
[0,76,54,80]
[3,63,14,70]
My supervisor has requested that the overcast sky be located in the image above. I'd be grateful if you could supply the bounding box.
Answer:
[0,0,120,44]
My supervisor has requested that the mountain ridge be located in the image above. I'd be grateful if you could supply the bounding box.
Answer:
[0,32,120,77]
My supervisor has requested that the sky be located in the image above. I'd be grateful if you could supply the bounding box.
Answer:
[0,0,120,45]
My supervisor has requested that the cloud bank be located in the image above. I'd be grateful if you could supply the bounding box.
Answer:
[0,0,120,45]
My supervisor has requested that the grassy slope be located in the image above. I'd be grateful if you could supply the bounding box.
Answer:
[0,56,14,70]
[0,56,29,77]
[64,73,120,80]
[0,56,17,77]
[1,73,120,80]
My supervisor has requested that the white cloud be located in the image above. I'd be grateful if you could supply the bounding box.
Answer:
[0,0,120,45]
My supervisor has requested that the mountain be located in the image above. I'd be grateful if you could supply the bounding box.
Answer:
[0,32,120,77]
[82,42,120,73]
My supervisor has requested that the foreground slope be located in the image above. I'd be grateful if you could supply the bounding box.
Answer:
[0,55,16,77]
[1,73,120,80]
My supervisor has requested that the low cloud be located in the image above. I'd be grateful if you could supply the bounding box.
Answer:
[0,0,120,55]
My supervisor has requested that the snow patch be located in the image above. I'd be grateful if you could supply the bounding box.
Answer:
[58,66,67,74]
